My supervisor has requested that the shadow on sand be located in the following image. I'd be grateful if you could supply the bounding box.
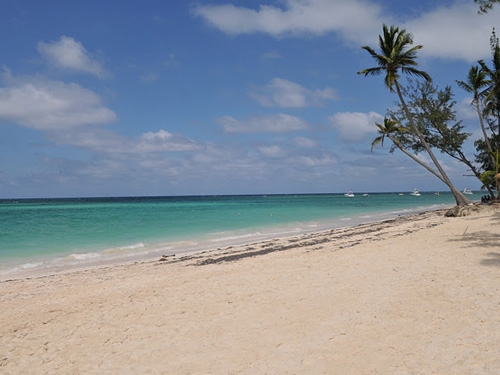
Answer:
[449,224,500,267]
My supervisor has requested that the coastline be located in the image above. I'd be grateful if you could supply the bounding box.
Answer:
[0,200,456,282]
[1,204,500,373]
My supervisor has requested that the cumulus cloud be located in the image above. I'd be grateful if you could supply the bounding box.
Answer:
[294,136,317,148]
[258,145,286,158]
[38,36,106,77]
[289,154,337,167]
[407,2,499,61]
[0,76,116,130]
[250,78,337,108]
[192,0,384,39]
[329,111,382,142]
[456,96,479,121]
[137,130,201,152]
[194,0,500,62]
[49,128,201,154]
[217,113,309,133]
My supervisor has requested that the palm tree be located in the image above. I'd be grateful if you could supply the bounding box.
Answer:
[371,118,447,184]
[475,0,500,14]
[478,36,500,136]
[358,24,472,206]
[456,65,493,154]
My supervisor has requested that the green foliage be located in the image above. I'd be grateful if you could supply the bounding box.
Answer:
[357,24,431,92]
[475,0,500,14]
[387,79,470,159]
[479,149,500,191]
[475,135,500,170]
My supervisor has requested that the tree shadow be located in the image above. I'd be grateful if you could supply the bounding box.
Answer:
[450,231,500,248]
[449,228,500,267]
[481,252,500,267]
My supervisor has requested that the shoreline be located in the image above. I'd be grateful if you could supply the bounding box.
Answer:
[1,206,452,282]
[2,204,500,374]
[0,193,459,281]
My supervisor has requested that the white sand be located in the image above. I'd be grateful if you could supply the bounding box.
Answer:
[1,206,500,374]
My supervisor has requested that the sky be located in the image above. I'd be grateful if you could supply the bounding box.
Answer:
[1,0,499,198]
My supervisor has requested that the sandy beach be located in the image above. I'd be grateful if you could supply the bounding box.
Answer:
[1,205,500,374]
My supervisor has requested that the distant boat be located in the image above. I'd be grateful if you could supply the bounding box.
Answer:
[463,187,473,195]
[398,193,404,196]
[344,190,355,197]
[410,189,421,196]
[433,192,440,195]
[362,193,369,197]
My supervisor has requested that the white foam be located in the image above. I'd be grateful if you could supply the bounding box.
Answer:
[67,252,101,261]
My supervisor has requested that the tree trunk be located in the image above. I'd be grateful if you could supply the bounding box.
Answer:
[394,81,472,206]
[475,97,493,151]
[388,135,446,183]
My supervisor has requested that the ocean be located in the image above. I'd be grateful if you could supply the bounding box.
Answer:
[0,192,471,279]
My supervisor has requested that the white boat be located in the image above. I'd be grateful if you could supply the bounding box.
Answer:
[410,189,421,196]
[362,193,369,197]
[344,190,355,197]
[463,187,473,195]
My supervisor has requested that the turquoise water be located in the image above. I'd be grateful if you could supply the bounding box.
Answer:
[0,192,471,279]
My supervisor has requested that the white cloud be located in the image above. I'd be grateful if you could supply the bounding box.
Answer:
[49,128,202,154]
[407,2,499,62]
[261,51,281,60]
[0,77,116,130]
[38,36,106,77]
[192,0,384,39]
[258,145,286,158]
[194,0,500,62]
[289,154,337,167]
[456,96,479,121]
[218,113,309,133]
[250,77,337,108]
[294,136,317,148]
[329,111,382,142]
[137,130,201,152]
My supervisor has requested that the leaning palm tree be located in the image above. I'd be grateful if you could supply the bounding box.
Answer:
[358,24,471,206]
[478,40,500,136]
[371,118,447,184]
[456,65,493,154]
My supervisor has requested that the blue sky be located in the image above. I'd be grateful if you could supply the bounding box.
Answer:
[1,0,499,198]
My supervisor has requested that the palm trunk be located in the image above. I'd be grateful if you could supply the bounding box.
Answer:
[394,80,472,206]
[476,99,493,151]
[388,135,447,184]
[474,95,497,170]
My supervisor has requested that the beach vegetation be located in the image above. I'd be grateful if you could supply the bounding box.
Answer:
[456,65,493,158]
[479,150,500,194]
[388,80,497,200]
[371,118,447,184]
[358,24,472,206]
[458,29,500,199]
[475,0,500,13]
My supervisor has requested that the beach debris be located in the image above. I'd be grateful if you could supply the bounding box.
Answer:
[158,254,175,262]
[445,203,493,217]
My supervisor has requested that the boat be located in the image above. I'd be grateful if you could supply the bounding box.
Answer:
[410,189,421,196]
[463,187,473,195]
[344,190,355,197]
[362,193,369,197]
[433,192,440,195]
